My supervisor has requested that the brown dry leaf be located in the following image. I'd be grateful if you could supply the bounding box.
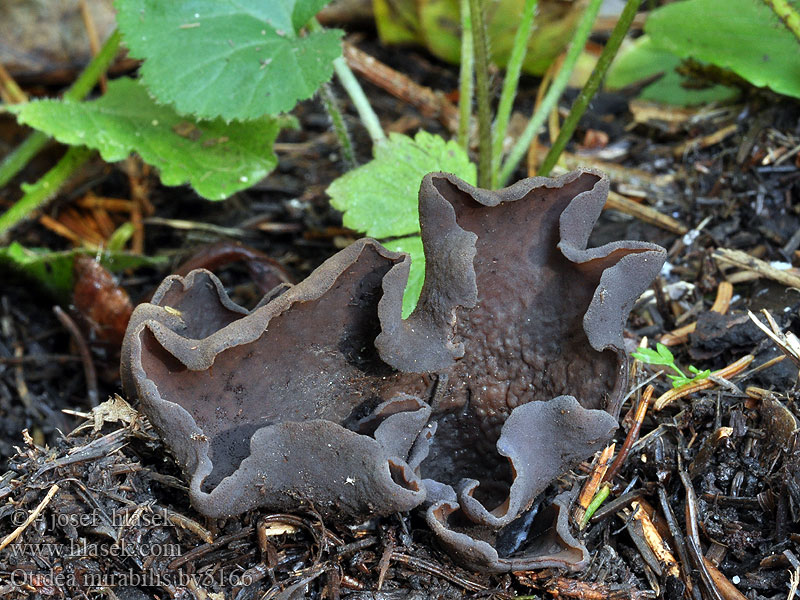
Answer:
[92,394,139,432]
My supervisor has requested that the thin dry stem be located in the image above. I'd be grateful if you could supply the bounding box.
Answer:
[0,484,59,552]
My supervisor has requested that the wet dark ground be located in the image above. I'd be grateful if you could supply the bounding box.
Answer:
[1,32,800,600]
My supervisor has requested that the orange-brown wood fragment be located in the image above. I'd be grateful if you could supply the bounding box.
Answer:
[73,255,133,347]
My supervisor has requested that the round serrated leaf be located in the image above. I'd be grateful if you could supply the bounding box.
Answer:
[327,132,476,239]
[115,0,343,120]
[327,131,475,318]
[10,78,281,200]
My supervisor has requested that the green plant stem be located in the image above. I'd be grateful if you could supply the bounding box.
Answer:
[669,364,687,378]
[0,29,121,189]
[581,483,611,528]
[538,0,640,176]
[762,0,800,41]
[490,0,537,188]
[309,19,386,148]
[64,30,122,102]
[457,0,474,150]
[498,0,603,186]
[0,146,94,238]
[0,135,49,189]
[319,83,356,169]
[332,56,386,148]
[468,0,493,188]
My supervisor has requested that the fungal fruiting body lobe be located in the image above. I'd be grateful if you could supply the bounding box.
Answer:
[121,169,666,572]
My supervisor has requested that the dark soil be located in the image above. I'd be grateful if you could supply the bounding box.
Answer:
[1,25,800,600]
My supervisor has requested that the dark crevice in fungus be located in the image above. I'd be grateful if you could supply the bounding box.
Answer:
[121,169,666,572]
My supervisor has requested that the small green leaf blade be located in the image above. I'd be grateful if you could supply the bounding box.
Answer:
[0,242,166,300]
[631,347,666,365]
[9,78,281,200]
[115,0,343,120]
[327,131,476,239]
[646,0,800,100]
[383,235,424,319]
[107,223,136,252]
[667,374,691,388]
[656,343,674,362]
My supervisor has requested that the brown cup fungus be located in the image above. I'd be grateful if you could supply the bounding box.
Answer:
[121,169,666,572]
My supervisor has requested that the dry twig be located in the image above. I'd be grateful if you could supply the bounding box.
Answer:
[516,570,654,600]
[748,309,800,369]
[390,551,487,593]
[604,386,654,484]
[788,566,800,600]
[628,500,680,578]
[681,472,726,600]
[673,124,738,157]
[606,190,688,235]
[703,557,748,600]
[0,483,59,552]
[53,305,99,407]
[575,444,615,525]
[0,62,27,104]
[714,248,800,288]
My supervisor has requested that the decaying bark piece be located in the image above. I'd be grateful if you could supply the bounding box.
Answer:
[121,169,666,572]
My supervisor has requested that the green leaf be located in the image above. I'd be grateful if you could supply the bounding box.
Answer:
[0,242,166,300]
[634,343,712,389]
[327,131,476,239]
[606,35,739,106]
[115,0,343,120]
[667,374,691,387]
[383,236,424,319]
[656,343,674,363]
[9,78,281,200]
[668,367,711,389]
[646,0,800,100]
[222,0,331,34]
[631,347,668,365]
[327,131,474,317]
[375,0,589,75]
[107,223,136,252]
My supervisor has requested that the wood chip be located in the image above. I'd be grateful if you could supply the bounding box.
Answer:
[574,444,615,525]
[714,248,800,289]
[673,123,738,157]
[660,281,733,346]
[630,500,680,578]
[606,190,688,235]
